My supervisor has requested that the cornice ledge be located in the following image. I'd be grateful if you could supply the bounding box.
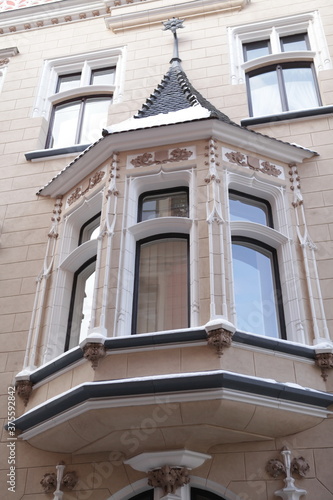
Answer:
[105,0,249,33]
[0,0,107,36]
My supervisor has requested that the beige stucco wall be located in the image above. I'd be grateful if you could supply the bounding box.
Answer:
[0,0,333,499]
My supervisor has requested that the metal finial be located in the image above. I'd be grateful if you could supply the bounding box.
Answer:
[162,17,185,63]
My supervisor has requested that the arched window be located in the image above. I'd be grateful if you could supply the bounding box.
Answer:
[132,235,189,334]
[232,238,285,338]
[127,487,227,500]
[229,191,286,339]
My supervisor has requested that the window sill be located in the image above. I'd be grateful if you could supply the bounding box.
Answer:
[25,144,90,162]
[241,105,333,127]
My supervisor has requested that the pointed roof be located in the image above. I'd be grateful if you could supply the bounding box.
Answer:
[133,62,233,124]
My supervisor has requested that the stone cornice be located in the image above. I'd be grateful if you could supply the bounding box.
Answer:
[105,0,249,33]
[0,0,108,36]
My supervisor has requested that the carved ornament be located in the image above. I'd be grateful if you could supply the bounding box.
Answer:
[315,352,333,381]
[225,151,282,177]
[40,472,57,493]
[82,342,106,369]
[266,448,310,480]
[130,148,193,168]
[40,462,78,494]
[15,379,33,406]
[67,170,105,206]
[206,327,233,357]
[147,465,190,494]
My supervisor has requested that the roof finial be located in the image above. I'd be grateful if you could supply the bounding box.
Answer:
[162,17,185,64]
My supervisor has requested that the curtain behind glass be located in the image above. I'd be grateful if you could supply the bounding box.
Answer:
[136,238,188,334]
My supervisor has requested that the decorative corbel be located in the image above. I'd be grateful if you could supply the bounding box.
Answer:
[80,333,107,369]
[148,465,190,494]
[314,344,333,381]
[205,319,236,357]
[15,379,33,406]
[82,342,106,369]
[40,461,78,498]
[266,448,309,500]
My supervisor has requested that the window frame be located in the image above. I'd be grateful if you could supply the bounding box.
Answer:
[131,233,190,335]
[45,94,113,149]
[65,255,97,352]
[229,189,274,227]
[138,187,189,222]
[246,60,322,117]
[232,236,286,339]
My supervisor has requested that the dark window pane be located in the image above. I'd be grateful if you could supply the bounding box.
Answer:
[281,34,309,52]
[229,192,271,226]
[232,242,281,338]
[57,73,81,93]
[283,66,320,110]
[248,69,282,116]
[80,97,112,144]
[140,189,189,221]
[135,238,189,334]
[243,40,270,61]
[79,213,101,245]
[49,101,81,148]
[91,67,116,85]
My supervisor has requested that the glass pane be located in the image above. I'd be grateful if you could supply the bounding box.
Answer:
[283,66,319,111]
[91,67,116,85]
[49,101,81,148]
[136,238,188,334]
[79,214,101,244]
[141,190,188,221]
[80,97,112,144]
[232,243,280,338]
[281,34,308,52]
[229,193,269,226]
[243,40,270,61]
[57,73,81,93]
[68,262,96,350]
[248,70,282,116]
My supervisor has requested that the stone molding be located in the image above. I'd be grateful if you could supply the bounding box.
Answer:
[206,327,233,357]
[40,462,78,496]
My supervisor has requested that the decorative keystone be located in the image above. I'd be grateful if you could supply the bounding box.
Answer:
[266,448,309,500]
[314,344,333,381]
[205,318,236,357]
[148,465,190,494]
[15,379,33,406]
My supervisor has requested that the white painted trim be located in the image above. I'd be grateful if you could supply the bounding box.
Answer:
[228,11,332,85]
[19,384,331,442]
[125,450,211,472]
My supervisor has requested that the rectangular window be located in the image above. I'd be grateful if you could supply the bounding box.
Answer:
[133,236,189,334]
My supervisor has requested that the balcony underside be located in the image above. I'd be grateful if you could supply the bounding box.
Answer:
[14,371,333,455]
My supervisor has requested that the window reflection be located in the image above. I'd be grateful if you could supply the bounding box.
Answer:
[139,189,189,222]
[229,191,271,226]
[66,259,96,350]
[232,241,282,338]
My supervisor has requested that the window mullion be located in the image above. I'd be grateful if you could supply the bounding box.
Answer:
[276,65,289,111]
[76,99,86,144]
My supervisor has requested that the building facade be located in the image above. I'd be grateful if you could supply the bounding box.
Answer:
[0,0,333,499]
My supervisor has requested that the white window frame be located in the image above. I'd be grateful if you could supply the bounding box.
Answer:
[33,47,126,120]
[115,169,199,337]
[228,11,331,85]
[43,190,103,363]
[226,171,308,344]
